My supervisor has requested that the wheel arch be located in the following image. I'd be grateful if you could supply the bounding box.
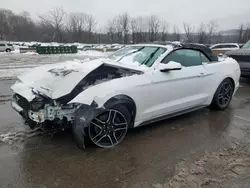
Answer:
[212,76,236,96]
[103,94,137,128]
[72,95,137,149]
[226,77,235,89]
[210,76,236,110]
[206,76,236,106]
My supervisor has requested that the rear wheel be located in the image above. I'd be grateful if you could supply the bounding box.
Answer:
[210,79,234,110]
[89,105,130,148]
[5,49,11,52]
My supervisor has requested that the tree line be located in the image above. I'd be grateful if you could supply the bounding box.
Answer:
[0,7,250,44]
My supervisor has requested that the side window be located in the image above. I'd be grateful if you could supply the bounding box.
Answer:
[227,45,237,48]
[162,49,202,67]
[212,45,224,49]
[200,52,210,63]
[0,44,5,46]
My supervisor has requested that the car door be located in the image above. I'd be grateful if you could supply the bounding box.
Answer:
[0,43,5,52]
[141,49,210,121]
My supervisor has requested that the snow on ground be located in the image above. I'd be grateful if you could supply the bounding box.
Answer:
[77,50,110,57]
[0,68,31,80]
[0,50,109,80]
[23,51,38,55]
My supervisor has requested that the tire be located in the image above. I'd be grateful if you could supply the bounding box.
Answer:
[72,104,131,149]
[210,78,234,110]
[88,105,131,148]
[5,49,11,52]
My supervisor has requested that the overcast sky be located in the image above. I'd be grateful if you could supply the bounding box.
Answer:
[1,0,250,31]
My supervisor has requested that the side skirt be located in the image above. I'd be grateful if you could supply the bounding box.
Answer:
[137,105,207,127]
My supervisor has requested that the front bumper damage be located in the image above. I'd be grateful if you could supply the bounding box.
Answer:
[11,93,80,126]
[11,94,99,150]
[11,100,23,113]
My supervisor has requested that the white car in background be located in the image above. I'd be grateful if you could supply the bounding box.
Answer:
[0,43,15,52]
[210,43,240,55]
[11,42,240,149]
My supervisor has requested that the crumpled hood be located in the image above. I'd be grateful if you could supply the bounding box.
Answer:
[225,48,250,56]
[12,59,104,100]
[11,58,146,101]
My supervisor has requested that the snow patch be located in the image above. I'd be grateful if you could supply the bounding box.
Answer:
[0,68,30,80]
[77,50,109,57]
[0,129,41,144]
[23,52,38,55]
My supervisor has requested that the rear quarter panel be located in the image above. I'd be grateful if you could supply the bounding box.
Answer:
[203,57,240,104]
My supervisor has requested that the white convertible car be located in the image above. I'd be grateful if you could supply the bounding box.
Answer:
[11,43,240,149]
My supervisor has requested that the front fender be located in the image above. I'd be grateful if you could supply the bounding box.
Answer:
[68,84,127,108]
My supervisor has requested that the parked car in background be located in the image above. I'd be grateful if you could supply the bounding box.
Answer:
[0,43,15,52]
[11,42,240,149]
[225,40,250,77]
[210,43,240,55]
[239,43,245,48]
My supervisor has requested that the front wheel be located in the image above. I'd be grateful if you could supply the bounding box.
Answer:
[210,78,234,110]
[88,105,130,148]
[6,49,11,52]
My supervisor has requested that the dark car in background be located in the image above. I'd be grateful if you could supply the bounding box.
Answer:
[225,40,250,77]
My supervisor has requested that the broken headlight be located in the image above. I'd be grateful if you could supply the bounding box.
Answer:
[31,96,45,111]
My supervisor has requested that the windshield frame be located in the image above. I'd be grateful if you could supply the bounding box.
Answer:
[107,45,167,67]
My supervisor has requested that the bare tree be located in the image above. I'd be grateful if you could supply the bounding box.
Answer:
[108,17,123,43]
[147,15,160,42]
[160,19,169,41]
[117,13,130,44]
[106,19,116,43]
[183,22,195,42]
[131,16,147,43]
[172,25,180,41]
[0,8,246,44]
[86,15,95,43]
[131,17,139,43]
[106,14,130,44]
[242,24,250,42]
[67,12,88,42]
[238,24,244,43]
[39,7,66,42]
[207,20,218,44]
[0,9,10,40]
[197,23,208,43]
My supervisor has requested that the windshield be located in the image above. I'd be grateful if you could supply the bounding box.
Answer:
[242,40,250,49]
[107,46,166,67]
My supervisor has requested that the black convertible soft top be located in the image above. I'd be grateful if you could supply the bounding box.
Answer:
[151,42,219,62]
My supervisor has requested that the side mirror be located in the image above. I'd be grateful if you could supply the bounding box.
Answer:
[159,61,182,72]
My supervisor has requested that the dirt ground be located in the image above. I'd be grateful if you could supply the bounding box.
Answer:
[0,79,250,188]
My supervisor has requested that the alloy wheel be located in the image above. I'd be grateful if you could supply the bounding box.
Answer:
[218,81,233,107]
[89,109,128,148]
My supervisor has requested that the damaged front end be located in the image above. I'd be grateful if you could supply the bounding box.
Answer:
[12,92,81,129]
[11,63,142,130]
